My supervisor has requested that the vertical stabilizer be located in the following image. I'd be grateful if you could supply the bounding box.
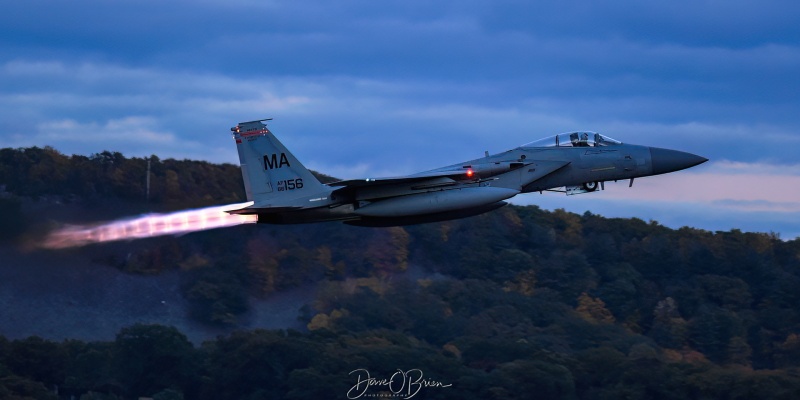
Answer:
[231,119,326,204]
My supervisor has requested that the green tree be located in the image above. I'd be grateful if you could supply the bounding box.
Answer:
[6,336,67,387]
[649,297,689,349]
[0,375,58,400]
[62,340,116,398]
[113,324,195,398]
[184,266,249,325]
[199,330,320,399]
[688,306,745,363]
[491,359,576,400]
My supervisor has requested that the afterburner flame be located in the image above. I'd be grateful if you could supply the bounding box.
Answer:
[42,202,257,249]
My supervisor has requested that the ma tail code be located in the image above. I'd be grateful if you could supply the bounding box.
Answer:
[264,153,290,170]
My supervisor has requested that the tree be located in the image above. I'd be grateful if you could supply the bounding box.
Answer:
[575,293,615,324]
[0,375,58,400]
[491,359,576,400]
[184,267,249,325]
[688,306,745,363]
[6,336,67,387]
[61,340,116,398]
[199,330,320,399]
[113,324,195,398]
[649,297,689,349]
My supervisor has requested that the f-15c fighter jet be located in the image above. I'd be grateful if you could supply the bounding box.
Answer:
[228,119,707,227]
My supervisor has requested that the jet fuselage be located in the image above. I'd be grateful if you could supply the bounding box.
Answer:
[228,121,707,226]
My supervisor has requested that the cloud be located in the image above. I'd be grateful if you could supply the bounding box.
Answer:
[1,0,799,238]
[511,157,800,239]
[2,57,798,169]
[1,117,199,160]
[704,160,800,176]
[34,118,176,145]
[0,60,320,161]
[1,56,798,169]
[592,163,800,210]
[710,199,800,213]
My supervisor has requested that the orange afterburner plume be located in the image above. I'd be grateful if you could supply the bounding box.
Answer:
[41,202,257,249]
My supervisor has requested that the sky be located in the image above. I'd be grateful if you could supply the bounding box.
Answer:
[1,0,799,239]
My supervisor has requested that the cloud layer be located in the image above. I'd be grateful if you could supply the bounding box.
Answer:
[1,0,798,238]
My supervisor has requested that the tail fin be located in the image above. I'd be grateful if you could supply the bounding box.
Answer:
[231,119,326,204]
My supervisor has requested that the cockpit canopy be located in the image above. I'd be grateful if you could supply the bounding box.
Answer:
[523,132,622,148]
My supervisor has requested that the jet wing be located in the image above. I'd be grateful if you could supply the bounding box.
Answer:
[523,160,571,183]
[328,170,466,188]
[330,159,571,190]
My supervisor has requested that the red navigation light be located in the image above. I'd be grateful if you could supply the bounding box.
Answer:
[466,169,474,178]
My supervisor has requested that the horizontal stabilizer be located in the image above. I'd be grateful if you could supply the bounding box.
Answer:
[226,206,302,215]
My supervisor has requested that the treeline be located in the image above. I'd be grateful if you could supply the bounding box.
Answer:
[2,146,800,399]
[0,147,245,208]
[2,314,800,398]
[0,146,337,208]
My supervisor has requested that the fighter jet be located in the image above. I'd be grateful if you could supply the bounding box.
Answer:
[228,119,707,226]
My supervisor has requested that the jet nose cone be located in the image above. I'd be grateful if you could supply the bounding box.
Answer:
[649,147,708,175]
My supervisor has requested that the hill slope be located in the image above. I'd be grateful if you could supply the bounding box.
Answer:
[2,146,800,399]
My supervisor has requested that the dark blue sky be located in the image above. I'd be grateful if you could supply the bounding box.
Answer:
[2,0,799,237]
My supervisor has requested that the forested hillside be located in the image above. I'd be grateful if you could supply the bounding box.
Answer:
[1,146,800,399]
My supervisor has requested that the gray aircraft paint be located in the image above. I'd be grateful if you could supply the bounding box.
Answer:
[228,120,707,226]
